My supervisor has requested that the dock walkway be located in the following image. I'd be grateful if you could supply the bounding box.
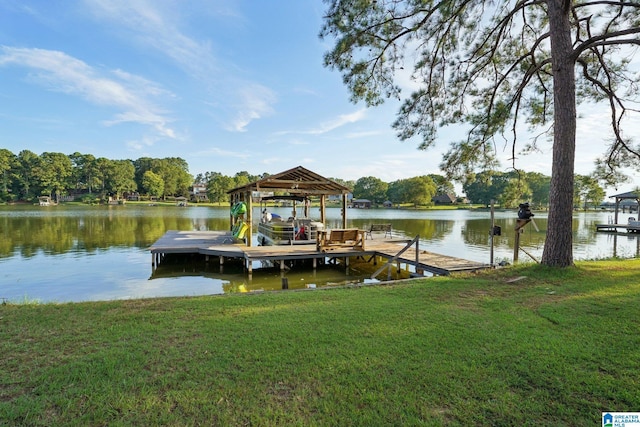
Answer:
[595,223,640,233]
[150,230,491,277]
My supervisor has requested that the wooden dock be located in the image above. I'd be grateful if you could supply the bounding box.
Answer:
[149,230,491,277]
[595,223,640,233]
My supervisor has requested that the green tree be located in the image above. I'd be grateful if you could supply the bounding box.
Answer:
[387,176,435,206]
[36,152,72,201]
[134,157,192,199]
[104,160,136,199]
[232,171,262,190]
[353,176,388,204]
[206,172,234,204]
[12,150,40,200]
[69,152,98,193]
[525,172,551,208]
[328,177,355,191]
[141,170,164,199]
[0,149,16,201]
[463,171,510,206]
[321,1,640,267]
[574,175,605,210]
[93,157,112,195]
[428,174,455,197]
[500,178,532,209]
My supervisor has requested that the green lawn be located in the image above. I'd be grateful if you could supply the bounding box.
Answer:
[1,260,639,426]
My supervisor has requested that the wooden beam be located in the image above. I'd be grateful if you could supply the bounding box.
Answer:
[261,179,334,185]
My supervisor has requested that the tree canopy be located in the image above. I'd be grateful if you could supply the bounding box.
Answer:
[321,0,640,267]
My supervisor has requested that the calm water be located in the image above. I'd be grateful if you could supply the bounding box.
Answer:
[1,204,637,303]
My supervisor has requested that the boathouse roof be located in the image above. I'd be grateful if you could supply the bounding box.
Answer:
[227,166,350,197]
[609,191,639,200]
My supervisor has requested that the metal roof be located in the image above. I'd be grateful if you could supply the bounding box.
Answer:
[227,166,350,197]
[609,191,639,200]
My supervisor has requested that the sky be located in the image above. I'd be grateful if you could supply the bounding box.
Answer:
[0,0,638,196]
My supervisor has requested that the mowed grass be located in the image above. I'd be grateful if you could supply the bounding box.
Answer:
[1,259,639,426]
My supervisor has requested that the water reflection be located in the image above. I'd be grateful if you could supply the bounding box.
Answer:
[0,205,637,303]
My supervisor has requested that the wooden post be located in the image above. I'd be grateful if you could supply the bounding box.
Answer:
[514,219,531,263]
[320,195,326,225]
[246,191,253,247]
[341,194,348,229]
[490,201,495,266]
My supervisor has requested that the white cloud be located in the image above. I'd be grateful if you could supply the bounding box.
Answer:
[226,84,277,132]
[0,46,176,139]
[276,108,368,136]
[83,0,279,131]
[83,0,219,80]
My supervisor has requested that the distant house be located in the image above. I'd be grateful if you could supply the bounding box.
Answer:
[328,193,354,203]
[432,194,457,205]
[351,199,372,209]
[189,183,209,202]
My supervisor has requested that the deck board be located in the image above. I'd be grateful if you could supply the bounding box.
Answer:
[596,223,640,233]
[150,231,491,275]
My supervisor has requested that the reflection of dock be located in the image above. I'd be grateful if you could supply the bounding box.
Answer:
[595,223,640,233]
[149,230,491,277]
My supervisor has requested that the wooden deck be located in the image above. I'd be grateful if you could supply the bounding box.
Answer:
[150,230,491,277]
[596,223,640,233]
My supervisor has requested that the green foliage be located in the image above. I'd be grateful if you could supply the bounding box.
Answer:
[106,160,137,198]
[353,176,388,203]
[35,152,72,200]
[464,170,602,208]
[463,171,510,205]
[206,172,234,204]
[387,175,437,207]
[141,170,164,199]
[321,0,640,267]
[574,174,606,210]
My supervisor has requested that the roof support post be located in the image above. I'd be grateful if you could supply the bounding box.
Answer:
[245,190,253,247]
[320,195,326,225]
[341,193,348,229]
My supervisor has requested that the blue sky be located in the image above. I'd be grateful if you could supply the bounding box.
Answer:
[0,0,638,194]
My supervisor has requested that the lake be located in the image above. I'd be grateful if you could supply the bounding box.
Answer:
[1,204,637,303]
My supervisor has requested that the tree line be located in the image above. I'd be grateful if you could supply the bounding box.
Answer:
[0,148,605,208]
[0,149,193,203]
[350,171,605,209]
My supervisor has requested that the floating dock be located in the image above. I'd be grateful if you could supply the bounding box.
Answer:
[149,230,491,277]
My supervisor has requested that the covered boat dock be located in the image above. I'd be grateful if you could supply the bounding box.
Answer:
[227,166,352,246]
[596,190,640,233]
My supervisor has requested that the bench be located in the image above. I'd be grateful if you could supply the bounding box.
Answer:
[317,229,366,251]
[365,224,392,239]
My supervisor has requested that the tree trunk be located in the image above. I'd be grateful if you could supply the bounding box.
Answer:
[541,0,576,267]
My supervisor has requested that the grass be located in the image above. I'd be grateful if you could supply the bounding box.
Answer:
[1,259,639,426]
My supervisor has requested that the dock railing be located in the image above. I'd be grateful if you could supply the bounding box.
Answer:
[370,235,420,280]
